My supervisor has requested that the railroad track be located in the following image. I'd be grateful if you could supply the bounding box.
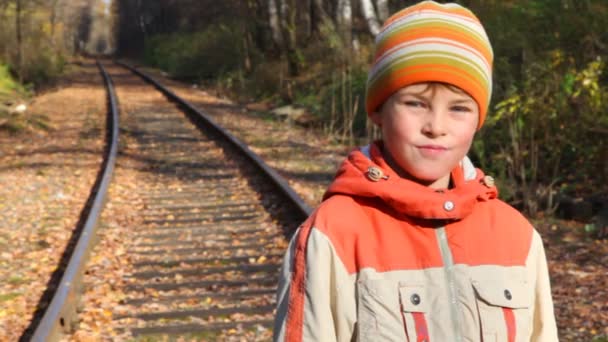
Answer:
[30,61,311,341]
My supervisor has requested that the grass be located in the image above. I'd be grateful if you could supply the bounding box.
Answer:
[0,63,52,134]
[7,275,27,285]
[0,64,24,95]
[0,292,21,302]
[0,109,50,134]
[249,110,279,123]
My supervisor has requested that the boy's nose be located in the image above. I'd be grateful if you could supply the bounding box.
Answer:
[421,111,447,137]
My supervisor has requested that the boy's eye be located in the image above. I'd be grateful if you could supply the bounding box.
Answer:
[404,100,426,108]
[451,105,472,112]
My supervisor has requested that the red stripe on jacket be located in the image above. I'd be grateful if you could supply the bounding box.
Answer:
[503,308,516,342]
[285,222,315,342]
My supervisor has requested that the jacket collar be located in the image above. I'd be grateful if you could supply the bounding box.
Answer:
[324,141,497,220]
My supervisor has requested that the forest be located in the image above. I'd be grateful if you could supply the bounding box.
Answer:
[123,0,608,221]
[0,0,113,130]
[1,0,607,219]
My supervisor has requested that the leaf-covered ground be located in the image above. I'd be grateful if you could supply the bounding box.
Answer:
[538,219,608,341]
[0,60,605,341]
[0,60,106,340]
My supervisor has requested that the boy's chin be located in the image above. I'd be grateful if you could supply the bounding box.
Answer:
[405,158,465,183]
[401,169,451,187]
[406,164,451,180]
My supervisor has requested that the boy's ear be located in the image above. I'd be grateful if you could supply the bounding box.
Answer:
[369,111,382,127]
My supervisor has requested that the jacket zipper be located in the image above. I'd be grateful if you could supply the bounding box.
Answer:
[436,227,464,342]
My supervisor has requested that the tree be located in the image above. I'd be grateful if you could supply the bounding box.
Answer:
[15,0,22,81]
[311,0,334,33]
[279,0,299,76]
[335,0,352,48]
[359,0,380,36]
[110,0,607,211]
[268,0,283,48]
[376,0,389,21]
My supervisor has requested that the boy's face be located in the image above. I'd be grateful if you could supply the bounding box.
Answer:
[370,83,479,188]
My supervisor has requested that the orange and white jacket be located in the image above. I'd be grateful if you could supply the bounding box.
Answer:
[274,142,558,342]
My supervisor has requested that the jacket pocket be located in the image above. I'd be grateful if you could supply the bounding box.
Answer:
[472,275,532,342]
[357,279,410,341]
[399,285,430,342]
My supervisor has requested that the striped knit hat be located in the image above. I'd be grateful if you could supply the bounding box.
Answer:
[365,1,493,128]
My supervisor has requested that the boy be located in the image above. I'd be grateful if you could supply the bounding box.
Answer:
[274,1,558,341]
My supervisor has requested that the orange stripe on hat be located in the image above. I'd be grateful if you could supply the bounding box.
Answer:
[368,64,489,119]
[375,27,493,66]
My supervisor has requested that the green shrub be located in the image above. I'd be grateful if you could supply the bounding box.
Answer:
[0,63,24,96]
[144,24,246,81]
[0,63,50,134]
[311,65,368,135]
[244,60,284,99]
[20,50,66,86]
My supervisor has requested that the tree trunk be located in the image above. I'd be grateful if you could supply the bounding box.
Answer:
[15,0,22,82]
[303,0,312,39]
[310,0,342,53]
[241,1,255,74]
[50,0,59,39]
[375,0,389,22]
[359,0,380,36]
[336,0,352,47]
[268,0,283,48]
[136,0,147,36]
[311,0,333,33]
[279,0,299,77]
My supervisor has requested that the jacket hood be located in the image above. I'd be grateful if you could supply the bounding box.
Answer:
[323,141,497,220]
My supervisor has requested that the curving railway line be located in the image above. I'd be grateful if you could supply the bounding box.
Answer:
[30,61,312,341]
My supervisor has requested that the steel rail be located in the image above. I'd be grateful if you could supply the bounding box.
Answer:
[116,61,312,220]
[30,61,120,341]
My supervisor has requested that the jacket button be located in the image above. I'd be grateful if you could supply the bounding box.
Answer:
[504,289,512,300]
[482,175,495,187]
[410,293,421,305]
[443,200,455,211]
[367,167,384,182]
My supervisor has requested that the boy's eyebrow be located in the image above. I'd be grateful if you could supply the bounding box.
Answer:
[395,91,429,99]
[449,98,476,104]
[396,91,475,104]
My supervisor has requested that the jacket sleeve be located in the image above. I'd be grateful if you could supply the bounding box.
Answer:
[273,222,356,342]
[528,229,559,341]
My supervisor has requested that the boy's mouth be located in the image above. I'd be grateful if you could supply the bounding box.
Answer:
[418,144,447,150]
[417,145,448,157]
